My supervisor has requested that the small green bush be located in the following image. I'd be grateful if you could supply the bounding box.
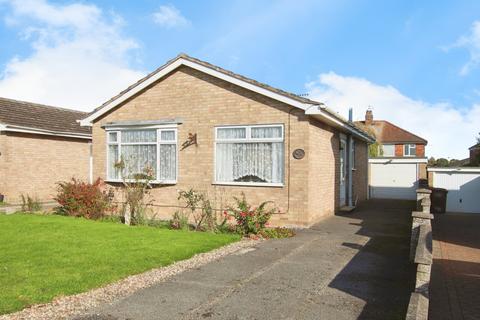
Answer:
[259,227,296,239]
[170,211,190,230]
[226,193,277,235]
[20,194,42,212]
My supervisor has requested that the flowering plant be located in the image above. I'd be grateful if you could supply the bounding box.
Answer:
[225,193,276,235]
[54,178,116,219]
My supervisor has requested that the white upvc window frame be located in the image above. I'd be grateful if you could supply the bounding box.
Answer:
[106,125,178,184]
[404,144,416,157]
[214,124,285,187]
[381,144,395,157]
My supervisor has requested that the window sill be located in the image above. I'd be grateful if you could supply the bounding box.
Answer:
[105,179,177,185]
[212,182,284,188]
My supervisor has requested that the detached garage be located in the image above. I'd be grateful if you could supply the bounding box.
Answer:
[369,158,427,200]
[428,167,480,213]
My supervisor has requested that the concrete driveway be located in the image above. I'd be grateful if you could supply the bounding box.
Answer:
[76,200,415,320]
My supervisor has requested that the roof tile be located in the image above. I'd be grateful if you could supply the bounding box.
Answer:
[0,97,91,135]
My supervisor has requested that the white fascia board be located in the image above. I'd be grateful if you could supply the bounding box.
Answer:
[80,58,314,126]
[306,106,375,143]
[427,167,480,173]
[369,157,428,164]
[1,125,91,140]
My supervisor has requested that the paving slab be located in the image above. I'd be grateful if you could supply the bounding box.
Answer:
[429,212,480,320]
[75,200,415,320]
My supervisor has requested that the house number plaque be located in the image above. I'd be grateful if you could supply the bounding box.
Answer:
[293,148,305,159]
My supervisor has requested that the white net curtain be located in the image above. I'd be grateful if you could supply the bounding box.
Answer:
[107,129,176,181]
[215,126,284,184]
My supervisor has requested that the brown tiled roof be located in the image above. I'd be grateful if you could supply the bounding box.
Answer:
[85,53,321,118]
[0,97,91,136]
[84,53,373,141]
[354,120,427,144]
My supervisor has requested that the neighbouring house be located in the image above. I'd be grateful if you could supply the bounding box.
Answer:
[355,109,428,200]
[468,142,480,166]
[80,54,374,227]
[0,97,92,204]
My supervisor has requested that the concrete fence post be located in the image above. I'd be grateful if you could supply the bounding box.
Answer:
[416,188,432,213]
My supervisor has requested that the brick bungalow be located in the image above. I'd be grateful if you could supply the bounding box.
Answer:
[0,97,92,203]
[80,54,374,227]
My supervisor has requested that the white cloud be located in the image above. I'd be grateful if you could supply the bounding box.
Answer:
[152,4,189,29]
[447,20,480,75]
[0,0,145,111]
[306,72,480,159]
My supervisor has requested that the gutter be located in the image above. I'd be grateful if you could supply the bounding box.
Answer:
[0,123,91,140]
[305,105,376,143]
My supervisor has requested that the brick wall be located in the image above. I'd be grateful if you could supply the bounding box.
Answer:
[416,144,425,157]
[395,144,404,157]
[307,118,338,224]
[470,147,480,165]
[92,66,368,226]
[0,132,90,203]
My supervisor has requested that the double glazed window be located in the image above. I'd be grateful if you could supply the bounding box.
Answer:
[107,128,177,182]
[381,144,395,157]
[215,125,284,185]
[404,144,416,156]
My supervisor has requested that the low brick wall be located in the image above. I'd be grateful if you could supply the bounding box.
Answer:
[406,190,433,320]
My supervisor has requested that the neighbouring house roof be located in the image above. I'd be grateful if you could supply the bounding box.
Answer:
[0,97,91,139]
[354,120,427,145]
[80,53,375,143]
[469,142,480,150]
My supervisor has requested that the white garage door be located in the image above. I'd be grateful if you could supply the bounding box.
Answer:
[370,162,419,200]
[430,170,480,213]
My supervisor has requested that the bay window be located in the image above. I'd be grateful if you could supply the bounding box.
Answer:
[107,128,177,183]
[215,124,284,186]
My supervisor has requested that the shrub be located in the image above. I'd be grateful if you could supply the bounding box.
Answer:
[177,188,218,231]
[170,211,190,230]
[54,178,116,219]
[259,227,296,239]
[20,194,42,212]
[226,193,277,235]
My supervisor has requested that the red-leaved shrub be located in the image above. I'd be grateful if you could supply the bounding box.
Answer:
[54,178,116,219]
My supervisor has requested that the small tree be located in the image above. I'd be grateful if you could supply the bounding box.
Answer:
[114,158,154,225]
[435,158,450,167]
[356,122,381,157]
[177,188,217,231]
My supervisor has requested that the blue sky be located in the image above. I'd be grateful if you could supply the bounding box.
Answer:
[0,0,479,158]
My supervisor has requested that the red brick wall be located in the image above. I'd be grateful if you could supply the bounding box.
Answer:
[395,144,403,157]
[416,144,425,157]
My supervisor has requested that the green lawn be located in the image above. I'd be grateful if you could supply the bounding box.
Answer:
[0,214,240,315]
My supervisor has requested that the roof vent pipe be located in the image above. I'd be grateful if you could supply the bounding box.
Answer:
[348,108,353,122]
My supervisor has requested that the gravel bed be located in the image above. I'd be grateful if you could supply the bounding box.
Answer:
[0,239,259,320]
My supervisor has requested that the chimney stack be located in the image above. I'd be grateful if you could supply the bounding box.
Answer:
[365,108,373,125]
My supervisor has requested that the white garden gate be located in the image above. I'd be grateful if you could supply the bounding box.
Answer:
[428,167,480,214]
